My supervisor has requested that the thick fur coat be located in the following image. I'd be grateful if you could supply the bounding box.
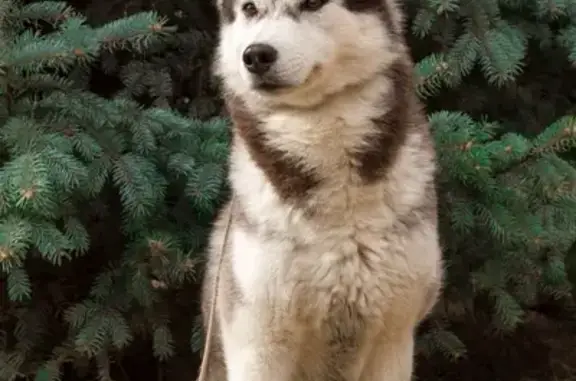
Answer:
[200,0,443,380]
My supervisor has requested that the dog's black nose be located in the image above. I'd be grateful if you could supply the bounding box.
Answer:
[243,43,278,75]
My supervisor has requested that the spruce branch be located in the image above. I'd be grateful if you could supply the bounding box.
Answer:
[18,2,77,25]
[492,116,576,176]
[96,12,176,54]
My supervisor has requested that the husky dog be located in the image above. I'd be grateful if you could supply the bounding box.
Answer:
[200,0,443,380]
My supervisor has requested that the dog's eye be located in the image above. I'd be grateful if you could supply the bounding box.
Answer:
[242,2,259,17]
[300,0,326,11]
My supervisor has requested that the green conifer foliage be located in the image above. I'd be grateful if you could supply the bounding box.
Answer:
[80,0,221,120]
[406,0,576,360]
[0,1,228,380]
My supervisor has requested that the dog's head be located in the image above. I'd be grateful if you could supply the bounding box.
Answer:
[214,0,405,108]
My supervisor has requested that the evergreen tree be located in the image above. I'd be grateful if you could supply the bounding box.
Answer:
[0,1,228,380]
[406,0,576,361]
[78,0,222,120]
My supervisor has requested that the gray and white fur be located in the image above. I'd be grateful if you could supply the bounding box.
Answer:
[200,0,443,380]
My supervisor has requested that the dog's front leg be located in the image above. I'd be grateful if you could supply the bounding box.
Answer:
[221,308,297,381]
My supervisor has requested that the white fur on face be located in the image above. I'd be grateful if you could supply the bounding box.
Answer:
[215,0,399,108]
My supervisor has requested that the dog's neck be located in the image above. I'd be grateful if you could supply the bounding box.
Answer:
[226,58,414,207]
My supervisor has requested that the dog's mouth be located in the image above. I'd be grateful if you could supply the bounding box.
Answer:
[248,64,323,96]
[252,77,292,93]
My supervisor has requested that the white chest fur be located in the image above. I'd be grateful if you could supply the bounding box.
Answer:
[228,98,437,320]
[229,149,438,326]
[229,212,438,323]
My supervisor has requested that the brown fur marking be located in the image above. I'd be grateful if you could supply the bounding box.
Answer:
[353,59,411,183]
[226,95,322,202]
[220,0,400,36]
